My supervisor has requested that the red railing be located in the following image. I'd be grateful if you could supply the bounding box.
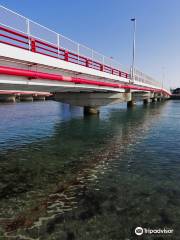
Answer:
[0,26,29,50]
[0,25,130,79]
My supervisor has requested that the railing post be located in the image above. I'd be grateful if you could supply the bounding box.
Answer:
[30,38,36,52]
[86,59,89,67]
[26,19,31,50]
[119,71,122,77]
[77,44,80,64]
[100,64,104,71]
[65,50,69,61]
[57,34,60,58]
[101,56,105,71]
[92,50,94,61]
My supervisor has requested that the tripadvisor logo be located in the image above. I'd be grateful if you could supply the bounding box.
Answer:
[135,227,143,236]
[135,226,174,236]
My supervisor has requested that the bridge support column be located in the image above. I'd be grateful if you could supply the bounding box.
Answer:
[33,95,46,101]
[0,94,16,102]
[151,98,157,103]
[161,96,166,101]
[84,106,99,115]
[20,95,33,102]
[16,95,20,102]
[143,98,151,105]
[127,100,136,108]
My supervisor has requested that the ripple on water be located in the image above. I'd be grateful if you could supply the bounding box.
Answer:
[0,100,180,239]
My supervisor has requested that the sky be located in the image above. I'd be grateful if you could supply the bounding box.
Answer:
[1,0,180,89]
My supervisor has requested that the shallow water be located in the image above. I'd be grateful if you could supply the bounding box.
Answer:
[0,100,179,239]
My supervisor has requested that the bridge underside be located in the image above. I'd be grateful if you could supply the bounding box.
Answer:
[54,91,167,108]
[54,92,131,107]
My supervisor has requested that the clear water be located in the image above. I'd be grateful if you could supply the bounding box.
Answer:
[0,100,179,240]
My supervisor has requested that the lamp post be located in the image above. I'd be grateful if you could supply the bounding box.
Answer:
[162,67,165,89]
[131,18,136,83]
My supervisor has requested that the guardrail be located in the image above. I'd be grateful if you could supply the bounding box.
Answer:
[134,69,161,88]
[0,5,163,88]
[0,24,130,79]
[0,5,129,79]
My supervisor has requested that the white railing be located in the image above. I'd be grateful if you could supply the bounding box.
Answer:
[0,5,164,89]
[135,69,162,88]
[0,5,126,72]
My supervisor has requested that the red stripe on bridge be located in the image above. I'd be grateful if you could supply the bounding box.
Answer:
[0,65,170,96]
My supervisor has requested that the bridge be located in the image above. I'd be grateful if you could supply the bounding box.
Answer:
[0,5,170,114]
[0,90,51,102]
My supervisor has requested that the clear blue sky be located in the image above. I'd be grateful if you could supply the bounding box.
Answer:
[1,0,180,88]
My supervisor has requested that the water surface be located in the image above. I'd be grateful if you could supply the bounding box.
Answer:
[0,100,180,240]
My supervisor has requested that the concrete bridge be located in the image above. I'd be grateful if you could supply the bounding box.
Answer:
[0,90,51,102]
[0,5,170,114]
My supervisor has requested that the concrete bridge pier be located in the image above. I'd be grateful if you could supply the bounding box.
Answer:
[127,100,136,108]
[143,98,151,105]
[161,96,167,101]
[33,95,46,101]
[157,98,161,102]
[0,94,16,102]
[84,106,99,115]
[130,91,154,107]
[151,97,157,103]
[55,92,131,115]
[162,95,170,101]
[16,95,20,102]
[20,95,33,102]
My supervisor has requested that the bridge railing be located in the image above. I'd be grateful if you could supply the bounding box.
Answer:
[0,5,164,89]
[135,69,162,88]
[0,5,130,78]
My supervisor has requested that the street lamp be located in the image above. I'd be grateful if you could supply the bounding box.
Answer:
[131,18,136,83]
[162,67,165,89]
